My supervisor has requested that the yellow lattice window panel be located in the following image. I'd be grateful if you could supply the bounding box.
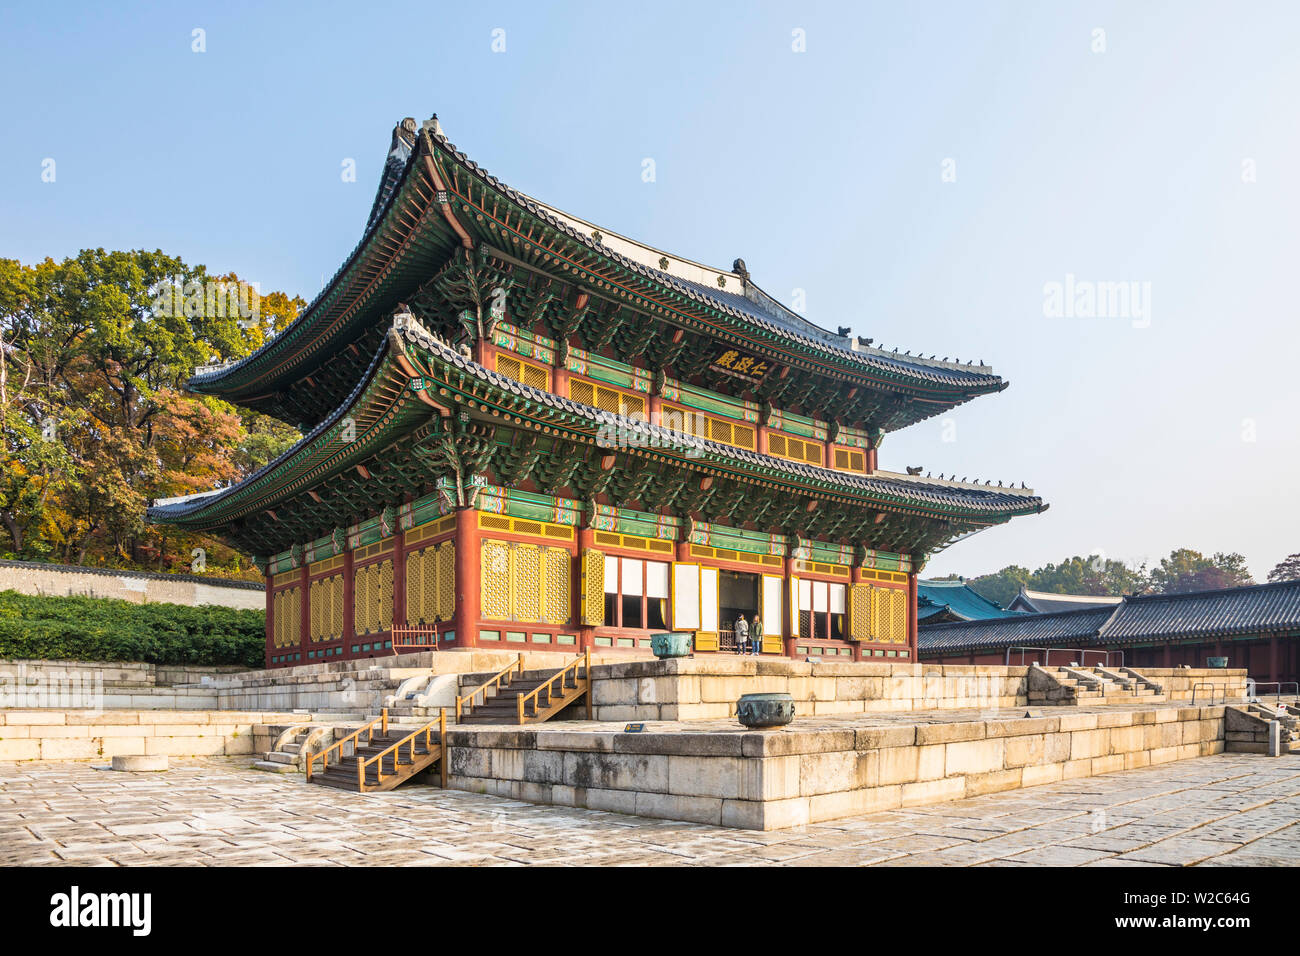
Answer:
[406,545,452,625]
[476,512,575,541]
[832,445,867,473]
[662,403,756,451]
[480,540,571,623]
[377,560,393,631]
[495,352,550,391]
[580,548,604,626]
[767,431,823,466]
[793,560,851,578]
[405,548,423,624]
[309,581,321,641]
[513,545,542,622]
[868,585,908,644]
[353,565,370,633]
[848,583,873,642]
[328,575,343,639]
[437,541,455,620]
[309,575,344,642]
[568,378,647,420]
[352,560,394,635]
[861,568,909,585]
[592,530,675,555]
[544,547,570,625]
[273,587,302,648]
[481,540,511,620]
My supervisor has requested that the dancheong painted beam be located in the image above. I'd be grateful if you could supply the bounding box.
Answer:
[148,112,1045,669]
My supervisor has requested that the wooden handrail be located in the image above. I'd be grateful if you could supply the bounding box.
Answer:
[305,709,388,781]
[357,709,447,788]
[455,655,524,721]
[517,649,590,724]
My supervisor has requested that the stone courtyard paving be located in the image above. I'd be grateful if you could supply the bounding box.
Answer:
[0,753,1297,866]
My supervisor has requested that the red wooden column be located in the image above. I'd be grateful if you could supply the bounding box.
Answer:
[299,563,310,653]
[342,546,355,655]
[1163,642,1172,667]
[576,527,597,651]
[452,506,480,648]
[263,571,274,668]
[783,554,799,659]
[1270,634,1279,684]
[392,528,407,633]
[907,572,919,660]
[554,356,571,403]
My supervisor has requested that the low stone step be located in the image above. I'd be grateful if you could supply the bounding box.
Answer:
[252,760,298,773]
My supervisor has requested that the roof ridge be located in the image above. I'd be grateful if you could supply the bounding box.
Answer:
[923,604,1117,629]
[1123,578,1296,602]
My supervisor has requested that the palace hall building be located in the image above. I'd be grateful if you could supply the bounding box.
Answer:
[149,115,1045,669]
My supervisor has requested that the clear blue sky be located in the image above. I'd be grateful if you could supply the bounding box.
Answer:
[3,0,1297,581]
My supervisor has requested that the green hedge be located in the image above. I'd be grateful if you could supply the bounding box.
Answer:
[0,590,265,668]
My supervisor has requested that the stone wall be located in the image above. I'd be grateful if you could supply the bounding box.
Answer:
[588,658,1030,721]
[0,710,301,762]
[1141,668,1249,701]
[445,706,1228,830]
[0,659,249,710]
[198,648,644,714]
[0,559,263,610]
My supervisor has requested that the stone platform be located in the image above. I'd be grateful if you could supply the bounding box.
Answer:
[442,702,1230,830]
[584,657,1247,721]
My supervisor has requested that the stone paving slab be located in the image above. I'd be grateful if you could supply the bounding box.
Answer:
[0,753,1296,866]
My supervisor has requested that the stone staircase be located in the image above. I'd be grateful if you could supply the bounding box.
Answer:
[1028,664,1166,706]
[1225,701,1300,754]
[253,724,333,773]
[454,652,592,725]
[305,713,446,793]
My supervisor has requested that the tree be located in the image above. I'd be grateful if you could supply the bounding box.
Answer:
[0,250,304,576]
[968,565,1031,607]
[1028,555,1148,596]
[1266,553,1300,584]
[1149,549,1254,594]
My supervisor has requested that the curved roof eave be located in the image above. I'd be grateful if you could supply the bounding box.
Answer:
[154,317,1046,530]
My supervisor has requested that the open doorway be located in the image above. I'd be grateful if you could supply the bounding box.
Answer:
[719,569,760,652]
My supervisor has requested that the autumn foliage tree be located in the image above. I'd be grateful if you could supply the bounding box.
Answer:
[0,250,304,576]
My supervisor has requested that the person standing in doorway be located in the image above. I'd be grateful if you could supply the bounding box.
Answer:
[751,614,763,655]
[735,613,749,655]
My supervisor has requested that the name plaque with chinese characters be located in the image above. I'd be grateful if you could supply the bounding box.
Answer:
[710,348,772,382]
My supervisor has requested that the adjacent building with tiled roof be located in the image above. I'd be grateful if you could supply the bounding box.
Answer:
[1006,587,1124,614]
[920,579,1300,685]
[916,579,1027,624]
